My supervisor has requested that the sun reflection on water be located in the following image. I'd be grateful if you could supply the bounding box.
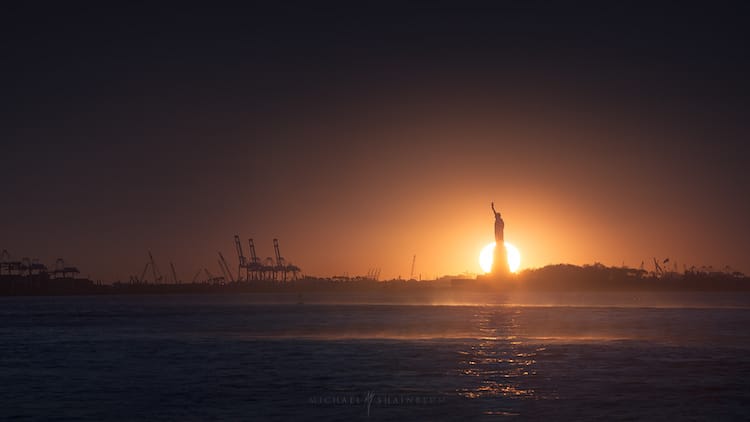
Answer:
[457,309,540,404]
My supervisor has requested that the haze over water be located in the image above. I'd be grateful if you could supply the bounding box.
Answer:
[2,293,749,420]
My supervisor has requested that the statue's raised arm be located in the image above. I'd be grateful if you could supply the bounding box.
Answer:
[490,201,507,273]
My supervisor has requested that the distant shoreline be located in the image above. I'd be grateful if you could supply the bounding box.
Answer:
[1,263,748,297]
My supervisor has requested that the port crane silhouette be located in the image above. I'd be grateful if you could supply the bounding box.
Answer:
[231,236,300,282]
[128,236,302,285]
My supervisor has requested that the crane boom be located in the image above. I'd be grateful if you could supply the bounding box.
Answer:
[139,262,150,283]
[653,257,663,275]
[170,262,178,284]
[218,259,229,281]
[219,252,235,282]
[148,251,161,284]
[192,268,202,283]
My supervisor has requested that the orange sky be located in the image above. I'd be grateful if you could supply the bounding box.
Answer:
[2,6,748,282]
[156,90,747,282]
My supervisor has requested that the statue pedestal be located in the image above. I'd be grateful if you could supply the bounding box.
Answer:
[491,245,509,275]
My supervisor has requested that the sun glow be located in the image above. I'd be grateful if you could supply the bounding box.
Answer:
[479,242,521,273]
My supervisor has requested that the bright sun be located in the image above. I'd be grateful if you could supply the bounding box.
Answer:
[479,242,521,273]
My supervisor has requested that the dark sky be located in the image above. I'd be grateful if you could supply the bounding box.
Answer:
[2,4,749,281]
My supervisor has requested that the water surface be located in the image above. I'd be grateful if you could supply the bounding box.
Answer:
[1,293,749,420]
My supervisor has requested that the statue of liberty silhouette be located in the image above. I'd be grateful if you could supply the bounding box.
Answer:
[491,202,509,275]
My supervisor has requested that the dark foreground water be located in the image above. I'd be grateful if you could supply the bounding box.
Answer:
[1,293,749,421]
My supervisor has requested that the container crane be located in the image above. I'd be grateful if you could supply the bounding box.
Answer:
[248,238,262,280]
[263,257,276,280]
[273,238,288,281]
[234,235,246,282]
